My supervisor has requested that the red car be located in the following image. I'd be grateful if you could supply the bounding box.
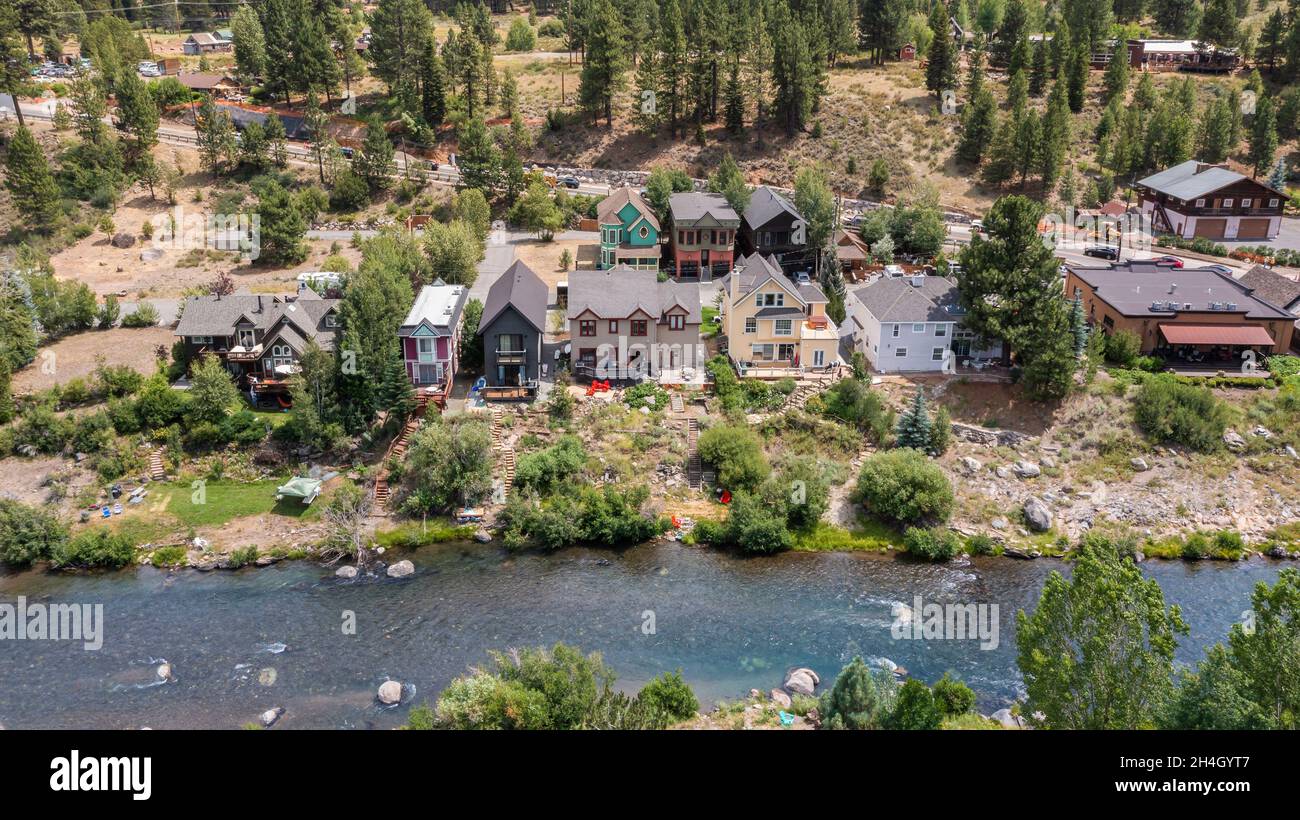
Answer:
[1153,255,1184,268]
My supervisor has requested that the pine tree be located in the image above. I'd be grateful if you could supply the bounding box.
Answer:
[895,389,934,450]
[231,4,266,83]
[376,347,416,420]
[304,91,330,184]
[658,0,688,137]
[1070,295,1088,356]
[368,0,433,93]
[723,60,744,134]
[264,112,288,168]
[982,116,1018,188]
[1029,36,1048,97]
[1249,95,1279,177]
[457,115,500,193]
[1268,157,1289,191]
[993,0,1029,70]
[1102,47,1129,104]
[114,69,159,168]
[578,0,628,125]
[925,0,957,98]
[260,0,296,103]
[1039,78,1070,192]
[957,87,997,164]
[195,95,236,175]
[4,126,60,229]
[355,117,395,190]
[255,180,308,265]
[1067,44,1089,113]
[772,0,816,134]
[420,40,447,129]
[1198,98,1233,163]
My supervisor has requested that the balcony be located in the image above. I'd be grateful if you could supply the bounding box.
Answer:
[225,343,263,361]
[495,349,527,365]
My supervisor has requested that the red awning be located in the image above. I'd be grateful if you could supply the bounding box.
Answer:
[1158,324,1276,346]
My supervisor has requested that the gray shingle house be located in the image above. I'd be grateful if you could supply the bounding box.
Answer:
[739,186,807,273]
[567,266,702,379]
[847,275,1001,373]
[173,288,340,395]
[478,260,548,395]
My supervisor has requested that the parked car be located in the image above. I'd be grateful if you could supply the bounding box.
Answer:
[559,176,581,189]
[969,219,984,235]
[1083,245,1120,261]
[338,146,355,159]
[1152,255,1185,268]
[1204,264,1233,275]
[793,270,811,285]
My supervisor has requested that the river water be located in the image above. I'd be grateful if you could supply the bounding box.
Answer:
[0,541,1285,729]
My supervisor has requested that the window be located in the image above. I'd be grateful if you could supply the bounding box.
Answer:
[238,329,256,348]
[1223,198,1234,208]
[935,325,947,337]
[631,320,648,336]
[812,349,825,367]
[608,320,619,334]
[744,317,756,333]
[1270,198,1281,208]
[639,225,649,239]
[1195,198,1206,208]
[1242,198,1252,208]
[417,337,435,361]
[190,335,212,345]
[669,314,685,331]
[580,320,596,337]
[932,347,945,361]
[272,345,291,358]
[895,347,908,357]
[891,324,900,337]
[760,292,785,307]
[912,323,926,333]
[324,315,338,328]
[774,319,792,335]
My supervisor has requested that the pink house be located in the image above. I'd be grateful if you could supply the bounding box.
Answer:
[397,282,470,392]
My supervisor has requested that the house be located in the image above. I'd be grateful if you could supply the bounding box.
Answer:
[478,260,548,396]
[567,266,702,380]
[833,229,871,278]
[213,29,234,43]
[739,186,808,274]
[173,288,341,396]
[667,192,740,280]
[1064,261,1297,359]
[597,186,661,270]
[717,253,840,376]
[183,33,233,55]
[1135,161,1286,241]
[398,282,470,397]
[1240,264,1300,351]
[1126,39,1239,73]
[847,274,1001,373]
[175,72,240,96]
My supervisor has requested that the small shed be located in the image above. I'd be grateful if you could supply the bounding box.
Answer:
[899,43,916,61]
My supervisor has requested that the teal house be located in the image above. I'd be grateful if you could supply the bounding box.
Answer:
[597,186,661,270]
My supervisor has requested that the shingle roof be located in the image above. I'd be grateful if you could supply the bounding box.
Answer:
[852,275,963,323]
[567,266,701,323]
[400,282,469,335]
[743,186,801,230]
[597,186,660,231]
[1137,160,1285,200]
[174,292,341,348]
[479,260,548,335]
[1068,262,1297,320]
[718,252,828,304]
[1240,265,1300,311]
[669,192,740,225]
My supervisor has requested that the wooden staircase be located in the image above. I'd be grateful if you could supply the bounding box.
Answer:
[686,418,701,490]
[373,398,432,514]
[489,407,517,488]
[148,449,167,482]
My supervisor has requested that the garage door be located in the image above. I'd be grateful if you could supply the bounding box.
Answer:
[1193,219,1227,239]
[1237,218,1272,240]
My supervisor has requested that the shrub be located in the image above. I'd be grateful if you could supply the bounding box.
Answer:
[505,16,537,51]
[121,302,160,328]
[903,526,960,561]
[819,377,893,442]
[435,643,613,730]
[150,545,188,567]
[330,169,370,211]
[932,672,977,717]
[538,19,565,37]
[852,449,954,527]
[513,435,586,492]
[723,490,793,554]
[220,410,269,446]
[51,529,136,569]
[886,678,943,729]
[227,545,259,568]
[697,424,769,491]
[637,670,699,722]
[1104,329,1142,366]
[15,403,75,454]
[1133,375,1230,452]
[623,382,669,411]
[1181,532,1211,560]
[966,533,997,555]
[498,484,662,551]
[0,498,68,566]
[820,657,896,730]
[97,363,144,397]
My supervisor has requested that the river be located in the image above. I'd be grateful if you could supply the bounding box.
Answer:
[0,541,1285,729]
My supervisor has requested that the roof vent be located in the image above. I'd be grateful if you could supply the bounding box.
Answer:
[1169,283,1177,294]
[1183,303,1192,310]
[910,275,925,287]
[1226,302,1237,310]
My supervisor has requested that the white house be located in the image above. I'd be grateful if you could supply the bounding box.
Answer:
[847,275,1001,373]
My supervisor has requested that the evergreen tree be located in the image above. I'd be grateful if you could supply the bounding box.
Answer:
[260,0,297,103]
[981,116,1018,187]
[993,0,1029,69]
[1102,46,1129,104]
[304,91,330,184]
[1070,295,1088,356]
[195,95,236,175]
[4,126,60,229]
[264,112,288,168]
[895,389,934,450]
[420,40,448,129]
[1029,36,1048,97]
[113,69,159,168]
[772,0,817,134]
[925,0,957,98]
[1250,94,1279,177]
[723,60,744,134]
[1039,78,1070,192]
[958,86,997,164]
[255,180,308,266]
[819,657,894,730]
[354,117,395,191]
[368,0,433,92]
[231,4,267,83]
[658,0,688,138]
[707,152,750,214]
[457,115,501,193]
[1067,43,1089,113]
[1268,157,1289,191]
[1198,98,1234,163]
[578,0,628,125]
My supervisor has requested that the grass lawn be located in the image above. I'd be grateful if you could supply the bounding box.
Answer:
[701,307,720,339]
[144,479,317,529]
[792,519,904,552]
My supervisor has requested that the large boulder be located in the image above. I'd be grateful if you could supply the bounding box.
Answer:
[783,669,817,696]
[1223,429,1247,451]
[260,707,284,727]
[335,565,358,579]
[959,456,983,475]
[111,232,136,249]
[1023,497,1053,532]
[386,560,415,578]
[769,689,792,709]
[1013,460,1041,478]
[377,680,403,705]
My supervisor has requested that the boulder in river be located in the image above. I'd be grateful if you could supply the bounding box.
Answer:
[386,560,415,578]
[335,565,358,579]
[474,529,492,543]
[156,662,173,682]
[260,707,284,727]
[783,667,819,696]
[378,680,403,705]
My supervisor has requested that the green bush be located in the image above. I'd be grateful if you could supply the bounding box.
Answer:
[121,302,160,328]
[818,377,893,442]
[903,526,961,561]
[498,484,662,551]
[1103,329,1142,367]
[637,670,699,722]
[852,449,954,527]
[228,545,259,568]
[1133,375,1230,452]
[966,533,997,555]
[150,545,188,567]
[697,423,769,491]
[1181,532,1211,560]
[514,435,586,492]
[623,382,670,411]
[0,498,68,566]
[932,672,977,716]
[723,490,793,554]
[329,169,370,211]
[15,403,75,454]
[51,528,136,569]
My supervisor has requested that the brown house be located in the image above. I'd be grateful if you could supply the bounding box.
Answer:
[1135,161,1286,241]
[1064,261,1297,363]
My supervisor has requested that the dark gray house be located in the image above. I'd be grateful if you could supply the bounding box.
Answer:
[477,260,548,397]
[739,186,807,273]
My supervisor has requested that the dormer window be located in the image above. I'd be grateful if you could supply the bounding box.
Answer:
[325,314,338,328]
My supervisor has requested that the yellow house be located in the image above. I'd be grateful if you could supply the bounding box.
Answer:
[717,253,840,377]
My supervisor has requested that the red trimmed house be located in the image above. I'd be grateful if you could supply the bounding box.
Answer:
[397,282,470,401]
[668,192,740,280]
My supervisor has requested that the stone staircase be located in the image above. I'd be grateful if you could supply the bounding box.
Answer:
[670,392,685,413]
[686,418,701,490]
[147,448,167,482]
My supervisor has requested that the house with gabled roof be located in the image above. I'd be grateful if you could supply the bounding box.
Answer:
[716,253,840,376]
[847,274,1001,373]
[1135,160,1286,240]
[183,32,233,54]
[478,260,548,396]
[1240,265,1300,351]
[398,281,470,395]
[597,186,661,270]
[739,186,808,273]
[567,266,701,380]
[668,192,740,280]
[173,287,341,395]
